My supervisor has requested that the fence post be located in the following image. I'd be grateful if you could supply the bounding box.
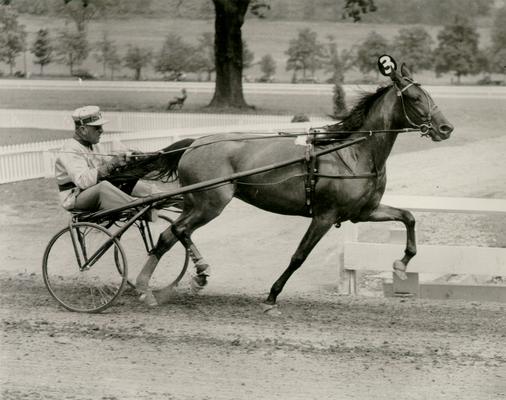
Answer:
[338,222,359,294]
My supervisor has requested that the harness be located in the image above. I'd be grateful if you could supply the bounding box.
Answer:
[304,132,318,215]
[395,79,441,136]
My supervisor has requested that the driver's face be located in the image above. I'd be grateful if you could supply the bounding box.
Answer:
[81,125,103,144]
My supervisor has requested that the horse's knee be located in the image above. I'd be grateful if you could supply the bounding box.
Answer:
[403,210,416,229]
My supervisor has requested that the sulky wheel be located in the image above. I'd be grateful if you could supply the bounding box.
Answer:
[42,222,128,313]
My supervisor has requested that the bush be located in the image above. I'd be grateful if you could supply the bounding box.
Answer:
[72,70,96,80]
[332,82,347,118]
[291,114,310,122]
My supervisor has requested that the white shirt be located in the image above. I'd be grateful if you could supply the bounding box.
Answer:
[55,139,108,209]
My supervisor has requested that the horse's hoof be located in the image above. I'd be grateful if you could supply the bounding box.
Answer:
[139,290,158,307]
[261,303,282,316]
[393,260,408,280]
[189,275,207,294]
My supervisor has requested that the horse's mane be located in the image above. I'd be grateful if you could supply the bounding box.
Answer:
[328,84,392,134]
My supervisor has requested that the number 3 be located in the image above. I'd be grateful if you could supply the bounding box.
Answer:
[378,55,397,76]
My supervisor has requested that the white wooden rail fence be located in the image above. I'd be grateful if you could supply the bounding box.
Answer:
[0,111,326,184]
[341,195,506,294]
[0,109,316,131]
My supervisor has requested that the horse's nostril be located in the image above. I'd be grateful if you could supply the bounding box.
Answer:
[440,123,454,134]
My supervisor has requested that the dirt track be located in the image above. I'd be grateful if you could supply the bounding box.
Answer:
[1,136,506,399]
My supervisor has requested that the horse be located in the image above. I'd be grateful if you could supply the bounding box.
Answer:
[112,62,453,313]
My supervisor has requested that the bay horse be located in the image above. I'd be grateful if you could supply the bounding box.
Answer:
[113,62,453,312]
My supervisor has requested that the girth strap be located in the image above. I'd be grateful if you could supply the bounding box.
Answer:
[304,136,318,216]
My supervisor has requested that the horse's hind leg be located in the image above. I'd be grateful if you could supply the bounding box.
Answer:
[358,204,416,280]
[264,216,333,313]
[154,188,234,302]
[135,222,181,305]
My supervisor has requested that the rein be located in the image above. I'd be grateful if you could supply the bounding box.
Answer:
[49,127,419,158]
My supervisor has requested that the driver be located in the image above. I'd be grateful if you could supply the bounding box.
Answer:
[55,105,156,218]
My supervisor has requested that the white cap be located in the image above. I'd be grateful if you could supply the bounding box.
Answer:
[72,105,108,126]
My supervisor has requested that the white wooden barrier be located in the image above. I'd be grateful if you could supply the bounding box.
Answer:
[0,122,319,184]
[0,109,321,131]
[342,195,506,294]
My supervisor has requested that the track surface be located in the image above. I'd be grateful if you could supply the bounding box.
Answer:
[1,134,506,399]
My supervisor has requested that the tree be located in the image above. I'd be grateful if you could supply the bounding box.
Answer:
[323,35,354,83]
[208,0,252,108]
[59,0,112,32]
[342,0,377,21]
[196,32,215,81]
[392,27,433,73]
[30,28,52,75]
[94,32,117,78]
[54,28,89,75]
[154,33,194,79]
[105,47,121,79]
[123,45,151,81]
[489,6,506,74]
[0,6,27,75]
[285,28,326,81]
[259,53,276,79]
[242,39,254,70]
[433,16,481,84]
[355,30,389,77]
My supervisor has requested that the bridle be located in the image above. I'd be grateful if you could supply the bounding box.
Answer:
[395,78,441,136]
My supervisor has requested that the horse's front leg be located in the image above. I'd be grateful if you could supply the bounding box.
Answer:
[263,216,333,314]
[358,204,416,280]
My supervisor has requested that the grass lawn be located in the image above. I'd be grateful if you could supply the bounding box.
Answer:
[0,128,71,146]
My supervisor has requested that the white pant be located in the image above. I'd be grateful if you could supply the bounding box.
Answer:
[73,180,153,211]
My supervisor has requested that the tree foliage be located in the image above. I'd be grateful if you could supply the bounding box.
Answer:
[54,28,89,75]
[94,32,118,78]
[242,39,254,70]
[323,35,354,83]
[392,27,433,73]
[123,44,151,80]
[285,28,325,80]
[155,33,194,78]
[59,0,112,32]
[489,6,506,73]
[342,0,377,22]
[30,28,53,75]
[0,6,26,75]
[433,16,481,83]
[259,53,276,78]
[194,32,214,80]
[355,30,389,75]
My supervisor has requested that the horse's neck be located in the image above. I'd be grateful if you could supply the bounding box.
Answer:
[358,90,402,172]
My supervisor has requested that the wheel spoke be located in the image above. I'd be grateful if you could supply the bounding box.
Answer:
[42,222,128,313]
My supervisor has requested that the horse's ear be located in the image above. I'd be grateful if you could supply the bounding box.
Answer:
[401,63,412,78]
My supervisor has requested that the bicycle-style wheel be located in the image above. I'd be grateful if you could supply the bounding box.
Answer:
[42,222,128,313]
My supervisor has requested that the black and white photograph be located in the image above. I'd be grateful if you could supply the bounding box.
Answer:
[1,0,505,399]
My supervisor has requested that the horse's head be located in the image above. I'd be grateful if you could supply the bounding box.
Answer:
[378,55,454,141]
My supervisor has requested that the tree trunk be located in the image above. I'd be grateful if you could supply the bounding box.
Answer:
[209,0,250,108]
[135,68,141,81]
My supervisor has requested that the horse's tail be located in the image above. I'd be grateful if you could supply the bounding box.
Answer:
[109,138,195,183]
